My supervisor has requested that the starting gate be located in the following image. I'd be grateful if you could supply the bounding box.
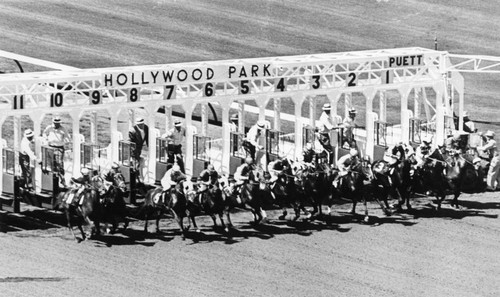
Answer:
[409,118,422,146]
[302,125,316,149]
[2,148,15,196]
[155,137,170,185]
[80,143,100,176]
[265,130,283,167]
[193,135,211,177]
[41,146,61,194]
[229,132,245,175]
[118,140,136,204]
[373,121,389,161]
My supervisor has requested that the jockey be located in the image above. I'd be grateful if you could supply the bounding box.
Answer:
[384,143,405,167]
[333,148,359,188]
[444,132,462,154]
[234,157,255,185]
[302,142,317,168]
[66,167,91,205]
[161,163,186,192]
[415,135,433,168]
[317,103,335,153]
[196,164,219,201]
[267,158,284,185]
[243,121,266,161]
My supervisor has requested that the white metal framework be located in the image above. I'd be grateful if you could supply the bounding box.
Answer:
[0,47,478,193]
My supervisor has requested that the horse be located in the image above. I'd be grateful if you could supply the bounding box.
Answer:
[418,148,467,210]
[53,184,102,242]
[219,169,268,226]
[139,182,189,239]
[328,159,374,222]
[371,156,415,213]
[91,173,129,234]
[293,160,333,219]
[184,179,229,233]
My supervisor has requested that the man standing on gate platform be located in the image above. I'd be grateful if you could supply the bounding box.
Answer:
[128,117,149,181]
[317,103,335,155]
[19,129,38,190]
[43,115,71,187]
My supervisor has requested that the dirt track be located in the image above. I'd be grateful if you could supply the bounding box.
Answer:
[2,194,500,297]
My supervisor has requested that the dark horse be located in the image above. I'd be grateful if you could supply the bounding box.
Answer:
[329,160,374,222]
[371,156,416,213]
[220,169,268,225]
[294,160,333,219]
[418,148,467,210]
[53,186,102,242]
[139,183,189,239]
[92,173,129,233]
[185,180,229,233]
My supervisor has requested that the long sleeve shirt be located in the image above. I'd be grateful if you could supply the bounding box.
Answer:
[245,125,262,147]
[20,137,36,160]
[318,112,334,133]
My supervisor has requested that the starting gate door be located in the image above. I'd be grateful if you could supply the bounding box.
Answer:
[2,148,15,197]
[229,132,245,175]
[373,121,389,161]
[265,130,283,167]
[155,137,169,185]
[409,118,422,146]
[302,125,316,149]
[41,146,60,194]
[118,140,136,204]
[193,135,211,177]
[80,143,100,176]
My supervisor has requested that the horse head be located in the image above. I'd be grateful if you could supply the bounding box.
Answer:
[113,172,127,193]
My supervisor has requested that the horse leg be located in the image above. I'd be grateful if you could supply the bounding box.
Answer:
[66,209,80,242]
[218,212,229,233]
[350,198,357,215]
[190,215,200,233]
[170,209,186,240]
[278,207,288,220]
[225,207,234,228]
[363,195,369,223]
[259,208,268,224]
[210,214,218,228]
[155,210,162,233]
[144,211,149,234]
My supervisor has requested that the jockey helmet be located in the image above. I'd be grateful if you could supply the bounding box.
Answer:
[207,164,215,171]
[24,129,34,138]
[473,157,481,164]
[305,142,313,151]
[349,148,358,157]
[245,156,254,165]
[172,164,181,172]
[453,132,461,141]
[362,155,371,163]
[81,167,91,176]
[463,111,469,118]
[135,118,145,124]
[111,162,120,169]
[422,135,433,144]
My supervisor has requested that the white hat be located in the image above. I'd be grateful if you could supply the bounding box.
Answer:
[230,113,239,121]
[257,121,266,129]
[473,157,481,164]
[305,142,313,150]
[52,116,61,123]
[463,111,469,117]
[111,162,120,169]
[322,103,332,111]
[349,148,358,157]
[24,129,34,138]
[422,135,433,144]
[135,118,145,124]
[348,108,357,114]
[81,167,90,176]
[174,120,182,127]
[485,130,495,138]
